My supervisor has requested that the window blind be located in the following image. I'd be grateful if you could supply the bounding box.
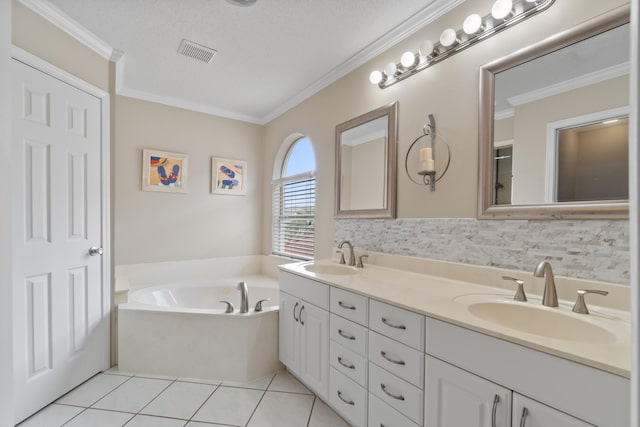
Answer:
[272,173,315,260]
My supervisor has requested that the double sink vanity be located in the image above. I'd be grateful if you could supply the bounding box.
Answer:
[277,254,630,427]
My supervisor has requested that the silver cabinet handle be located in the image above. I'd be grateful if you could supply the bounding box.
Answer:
[337,356,355,370]
[380,350,405,366]
[520,407,529,427]
[338,329,356,340]
[381,317,406,330]
[338,301,356,310]
[299,305,305,325]
[380,383,405,401]
[337,390,355,405]
[293,302,299,322]
[88,246,103,256]
[491,394,500,427]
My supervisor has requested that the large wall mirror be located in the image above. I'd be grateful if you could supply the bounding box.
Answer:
[335,102,398,218]
[478,5,629,219]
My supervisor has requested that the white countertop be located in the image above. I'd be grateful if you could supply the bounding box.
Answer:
[279,260,631,378]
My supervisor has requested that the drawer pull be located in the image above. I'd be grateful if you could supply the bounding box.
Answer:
[519,407,529,427]
[380,350,405,366]
[380,383,405,401]
[381,317,406,330]
[338,301,356,310]
[491,394,500,427]
[337,390,355,406]
[293,302,299,322]
[337,356,355,370]
[338,329,356,340]
[299,305,305,325]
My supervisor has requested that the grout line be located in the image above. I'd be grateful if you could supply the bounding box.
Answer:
[127,377,177,421]
[186,383,220,423]
[306,396,317,427]
[242,373,277,426]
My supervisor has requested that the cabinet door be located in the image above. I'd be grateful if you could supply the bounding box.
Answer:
[425,355,511,427]
[299,301,329,400]
[278,291,300,370]
[513,394,594,427]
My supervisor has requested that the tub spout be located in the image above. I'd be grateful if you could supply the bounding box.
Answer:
[237,281,249,313]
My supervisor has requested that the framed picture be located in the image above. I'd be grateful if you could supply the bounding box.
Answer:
[142,149,188,193]
[211,157,247,195]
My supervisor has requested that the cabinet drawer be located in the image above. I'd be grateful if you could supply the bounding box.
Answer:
[279,271,329,309]
[369,362,423,425]
[368,393,420,427]
[369,300,424,351]
[330,367,368,427]
[330,313,368,356]
[368,331,424,389]
[330,341,367,388]
[330,287,368,326]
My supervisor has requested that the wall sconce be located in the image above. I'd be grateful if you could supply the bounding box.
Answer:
[370,0,555,89]
[405,114,451,192]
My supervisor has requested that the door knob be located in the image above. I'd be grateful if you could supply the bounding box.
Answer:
[89,246,103,256]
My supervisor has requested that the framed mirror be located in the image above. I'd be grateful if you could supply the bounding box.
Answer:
[335,102,398,218]
[478,6,629,219]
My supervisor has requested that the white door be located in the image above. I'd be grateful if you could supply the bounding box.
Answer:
[278,291,299,370]
[513,394,594,427]
[12,58,108,423]
[425,355,511,427]
[299,302,329,400]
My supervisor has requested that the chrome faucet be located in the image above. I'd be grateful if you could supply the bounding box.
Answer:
[533,261,558,307]
[237,281,249,313]
[338,240,356,266]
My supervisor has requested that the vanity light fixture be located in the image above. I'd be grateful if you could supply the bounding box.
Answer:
[405,114,451,192]
[370,0,555,89]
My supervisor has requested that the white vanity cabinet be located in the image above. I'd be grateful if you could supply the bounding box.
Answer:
[278,272,329,400]
[512,394,594,427]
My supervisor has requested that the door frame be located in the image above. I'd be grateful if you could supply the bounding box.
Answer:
[11,45,112,371]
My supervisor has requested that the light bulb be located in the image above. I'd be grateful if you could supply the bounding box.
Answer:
[463,14,483,34]
[400,51,416,68]
[369,70,383,85]
[440,28,458,47]
[419,40,434,57]
[492,0,513,19]
[384,62,397,77]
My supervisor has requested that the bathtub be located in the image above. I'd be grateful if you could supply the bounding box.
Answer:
[118,275,281,382]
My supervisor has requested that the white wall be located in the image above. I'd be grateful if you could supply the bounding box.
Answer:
[0,1,13,423]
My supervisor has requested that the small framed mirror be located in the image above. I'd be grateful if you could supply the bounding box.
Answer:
[335,102,398,218]
[478,6,629,219]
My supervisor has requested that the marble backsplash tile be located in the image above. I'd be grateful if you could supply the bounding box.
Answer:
[335,218,629,285]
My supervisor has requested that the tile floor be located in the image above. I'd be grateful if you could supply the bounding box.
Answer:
[18,368,350,427]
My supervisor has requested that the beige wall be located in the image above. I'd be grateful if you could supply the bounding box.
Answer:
[262,0,630,259]
[114,96,264,265]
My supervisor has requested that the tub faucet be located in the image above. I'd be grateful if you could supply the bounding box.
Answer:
[237,281,249,313]
[338,240,356,266]
[533,261,558,307]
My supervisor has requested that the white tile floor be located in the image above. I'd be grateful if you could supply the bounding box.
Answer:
[18,368,350,427]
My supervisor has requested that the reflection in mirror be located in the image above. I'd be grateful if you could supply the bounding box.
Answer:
[335,102,398,218]
[479,6,629,219]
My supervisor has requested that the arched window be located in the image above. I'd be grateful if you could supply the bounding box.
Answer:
[272,136,316,260]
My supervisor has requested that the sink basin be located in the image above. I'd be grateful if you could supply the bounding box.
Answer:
[459,297,616,343]
[302,263,358,276]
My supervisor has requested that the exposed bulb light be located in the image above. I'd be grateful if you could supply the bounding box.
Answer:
[384,62,397,77]
[440,28,458,47]
[602,119,619,125]
[369,70,383,85]
[492,0,513,19]
[401,51,417,68]
[419,40,434,57]
[463,14,484,34]
[225,0,257,6]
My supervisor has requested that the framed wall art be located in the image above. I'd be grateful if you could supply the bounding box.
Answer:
[142,149,188,193]
[211,157,247,195]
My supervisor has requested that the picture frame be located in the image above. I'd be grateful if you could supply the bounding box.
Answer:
[142,149,188,193]
[211,157,247,195]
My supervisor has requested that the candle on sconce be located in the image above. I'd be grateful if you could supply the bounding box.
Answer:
[419,147,435,172]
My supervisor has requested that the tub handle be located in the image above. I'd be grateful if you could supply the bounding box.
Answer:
[219,300,234,313]
[293,302,299,322]
[254,299,270,312]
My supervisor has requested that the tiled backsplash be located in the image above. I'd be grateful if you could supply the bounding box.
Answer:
[335,218,629,285]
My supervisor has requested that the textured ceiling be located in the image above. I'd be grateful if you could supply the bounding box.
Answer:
[46,0,462,123]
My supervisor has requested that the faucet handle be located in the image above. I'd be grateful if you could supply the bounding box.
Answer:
[254,299,270,312]
[502,276,527,302]
[336,250,346,264]
[219,300,234,313]
[357,254,369,268]
[572,289,608,314]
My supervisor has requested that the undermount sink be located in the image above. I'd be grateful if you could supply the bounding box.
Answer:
[302,263,358,276]
[457,295,616,344]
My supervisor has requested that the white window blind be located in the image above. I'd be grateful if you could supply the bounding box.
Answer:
[272,172,315,260]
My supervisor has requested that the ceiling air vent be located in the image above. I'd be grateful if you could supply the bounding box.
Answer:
[177,39,217,63]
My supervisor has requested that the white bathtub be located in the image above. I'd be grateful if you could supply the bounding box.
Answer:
[118,275,281,382]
